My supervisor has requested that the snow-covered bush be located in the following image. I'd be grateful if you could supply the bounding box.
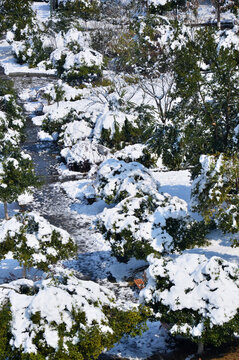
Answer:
[0,149,40,219]
[57,0,100,21]
[140,253,239,348]
[51,47,103,85]
[0,269,149,359]
[0,90,25,153]
[95,159,159,204]
[61,120,93,146]
[39,80,82,104]
[98,192,207,262]
[114,144,157,168]
[112,14,181,76]
[0,81,38,219]
[155,28,239,171]
[192,153,239,243]
[0,212,77,276]
[0,93,24,131]
[99,117,146,150]
[11,22,55,68]
[61,140,110,172]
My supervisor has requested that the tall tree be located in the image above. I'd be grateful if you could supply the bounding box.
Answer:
[151,28,239,173]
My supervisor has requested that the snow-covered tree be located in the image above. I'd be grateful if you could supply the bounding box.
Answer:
[140,253,239,352]
[0,269,149,359]
[191,153,239,243]
[0,212,77,277]
[152,28,239,172]
[0,82,39,219]
[0,0,35,39]
[0,150,40,219]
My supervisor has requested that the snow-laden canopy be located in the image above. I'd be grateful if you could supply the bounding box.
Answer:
[95,158,159,204]
[0,270,113,354]
[140,253,239,339]
[99,192,189,255]
[0,212,77,271]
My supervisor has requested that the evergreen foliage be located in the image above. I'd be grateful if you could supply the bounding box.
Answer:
[140,254,239,348]
[0,83,39,218]
[0,0,35,38]
[151,28,239,173]
[0,273,149,360]
[98,192,208,262]
[0,212,78,275]
[0,151,40,205]
[57,0,100,22]
[192,153,239,242]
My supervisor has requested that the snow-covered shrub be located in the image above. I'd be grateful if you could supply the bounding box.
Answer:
[51,47,103,85]
[112,14,179,76]
[39,80,82,104]
[95,158,159,204]
[98,192,207,262]
[0,212,77,276]
[192,153,239,242]
[114,144,157,168]
[0,270,149,359]
[62,120,93,146]
[41,109,82,138]
[42,83,66,106]
[11,22,55,68]
[58,0,100,21]
[0,93,24,131]
[61,140,109,172]
[140,253,239,347]
[99,105,155,152]
[147,0,185,14]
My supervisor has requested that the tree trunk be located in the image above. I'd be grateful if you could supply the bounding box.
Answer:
[23,265,27,279]
[4,202,9,220]
[197,341,204,354]
[217,3,221,29]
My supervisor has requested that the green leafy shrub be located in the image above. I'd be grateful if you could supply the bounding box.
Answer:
[0,0,35,38]
[57,0,100,22]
